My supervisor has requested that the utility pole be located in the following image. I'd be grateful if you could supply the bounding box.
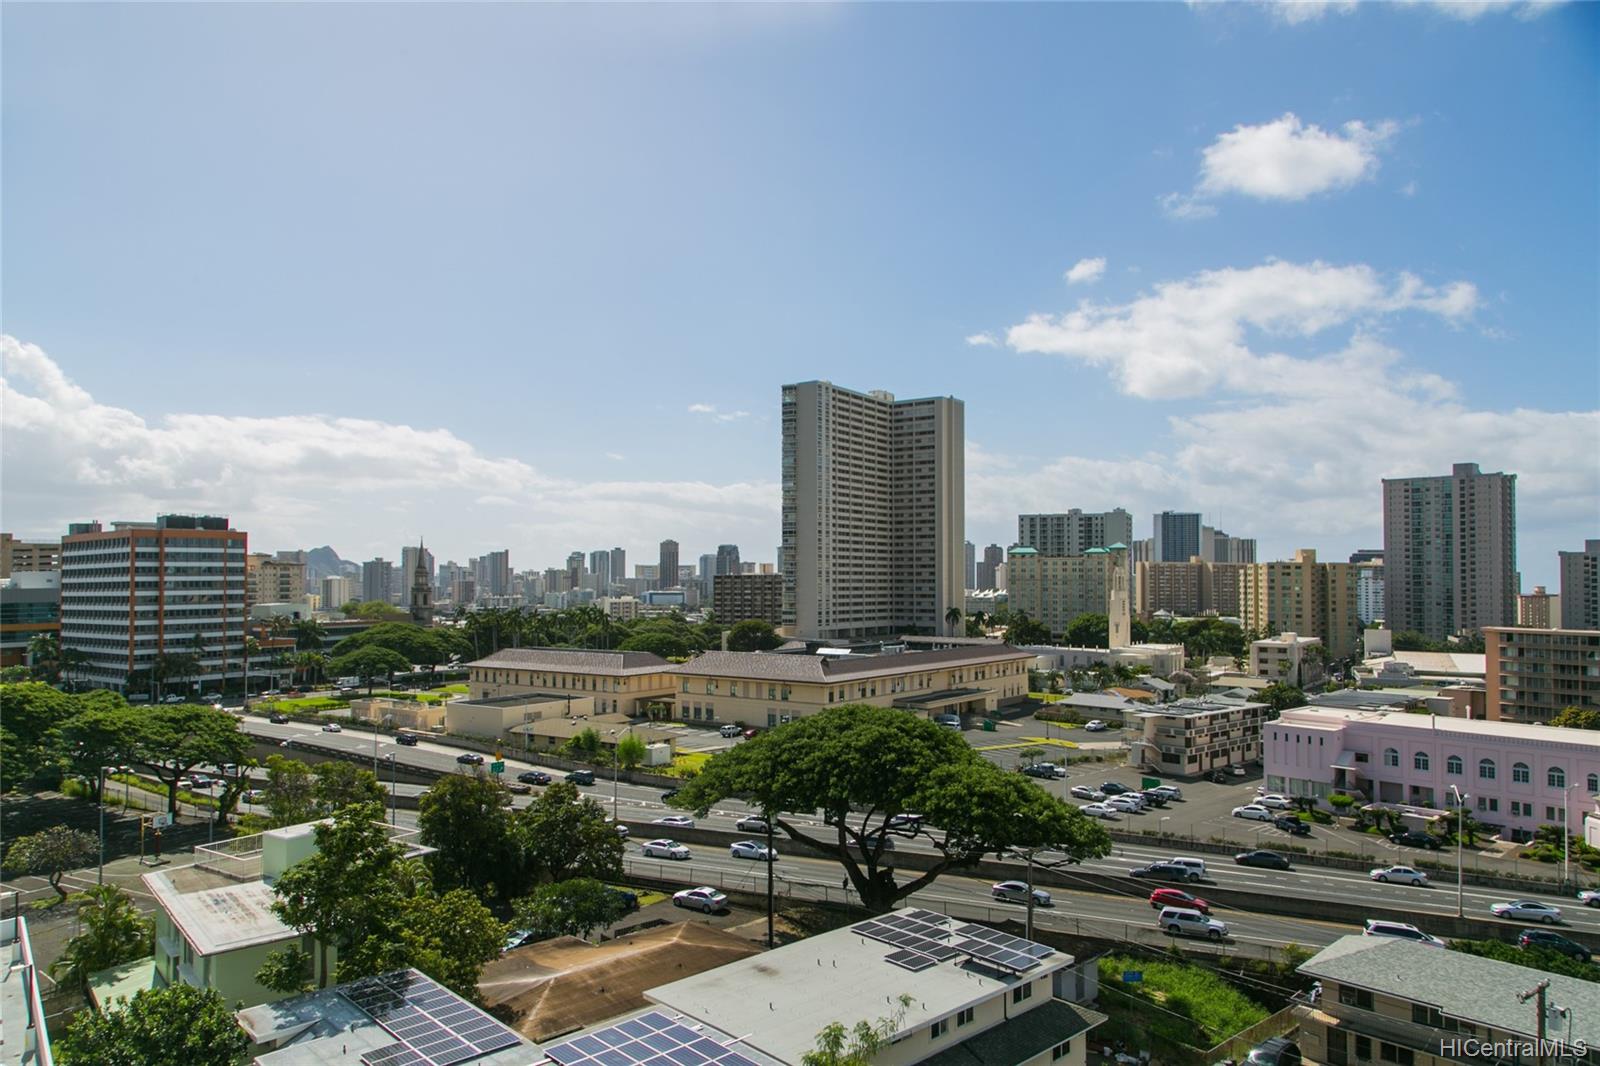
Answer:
[1518,979,1550,1066]
[766,809,776,950]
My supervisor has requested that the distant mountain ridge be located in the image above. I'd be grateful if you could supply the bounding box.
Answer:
[305,545,359,586]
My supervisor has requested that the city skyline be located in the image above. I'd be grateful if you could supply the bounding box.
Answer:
[3,2,1597,585]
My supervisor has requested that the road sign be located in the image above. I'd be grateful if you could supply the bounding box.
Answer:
[1122,971,1143,983]
[1141,777,1161,789]
[490,761,505,775]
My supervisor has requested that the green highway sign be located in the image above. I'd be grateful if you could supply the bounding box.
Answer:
[491,761,505,774]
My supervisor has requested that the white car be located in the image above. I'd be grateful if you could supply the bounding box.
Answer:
[719,724,742,738]
[991,880,1052,907]
[1084,720,1107,732]
[1370,865,1429,886]
[1232,804,1274,821]
[673,887,727,913]
[653,814,696,829]
[735,815,771,833]
[1107,795,1143,813]
[321,722,342,733]
[641,839,691,860]
[1363,920,1445,946]
[1149,785,1183,801]
[1080,802,1118,819]
[887,813,924,830]
[1256,794,1293,810]
[1578,889,1600,908]
[1491,900,1562,925]
[242,788,267,803]
[730,840,777,862]
[1069,785,1106,801]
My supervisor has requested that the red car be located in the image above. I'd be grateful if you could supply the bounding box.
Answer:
[1149,888,1212,914]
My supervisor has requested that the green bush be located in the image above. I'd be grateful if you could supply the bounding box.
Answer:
[1098,954,1269,1048]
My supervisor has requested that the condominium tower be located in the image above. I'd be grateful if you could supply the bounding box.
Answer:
[781,381,963,638]
[1017,509,1134,556]
[1152,511,1202,563]
[1382,462,1517,641]
[659,540,679,591]
[1560,540,1600,631]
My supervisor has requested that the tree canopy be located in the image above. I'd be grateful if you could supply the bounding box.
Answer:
[511,878,631,942]
[1003,613,1052,647]
[1552,706,1600,730]
[2,826,98,899]
[49,884,152,994]
[329,622,469,668]
[57,984,248,1066]
[330,645,412,693]
[261,755,386,826]
[673,705,1111,911]
[418,773,520,902]
[1259,683,1308,712]
[727,619,783,652]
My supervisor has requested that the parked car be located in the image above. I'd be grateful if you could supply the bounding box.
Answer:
[1137,790,1168,808]
[1107,796,1144,813]
[660,788,681,802]
[162,694,185,704]
[1234,850,1292,870]
[568,770,595,786]
[1491,900,1562,925]
[1256,794,1293,810]
[1149,785,1183,801]
[991,881,1052,907]
[1080,803,1118,819]
[1579,889,1600,908]
[934,714,962,729]
[735,815,771,833]
[1149,888,1211,913]
[1517,929,1592,962]
[1388,830,1441,850]
[641,839,691,860]
[654,814,696,829]
[1084,720,1107,732]
[607,888,639,912]
[608,820,630,839]
[1370,865,1428,886]
[730,840,777,862]
[1100,782,1134,795]
[1209,770,1231,784]
[242,788,268,803]
[719,724,743,738]
[517,770,551,786]
[504,781,532,795]
[1362,920,1445,946]
[1246,1038,1302,1066]
[268,713,289,724]
[1274,815,1312,836]
[502,928,537,953]
[673,887,727,914]
[321,723,342,733]
[1232,804,1274,821]
[1070,785,1106,801]
[742,728,760,739]
[456,752,484,766]
[1158,906,1227,940]
[1131,862,1199,882]
[1021,763,1066,779]
[395,732,418,746]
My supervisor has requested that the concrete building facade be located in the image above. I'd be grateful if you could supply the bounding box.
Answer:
[0,533,60,576]
[1240,549,1360,662]
[1016,509,1134,557]
[658,540,678,592]
[711,572,783,626]
[1151,511,1201,563]
[0,571,59,669]
[977,544,1004,592]
[246,552,307,608]
[1560,539,1600,631]
[1134,558,1244,618]
[781,381,963,639]
[1516,585,1560,629]
[1484,626,1600,723]
[467,648,678,716]
[1129,696,1268,778]
[1355,560,1385,625]
[1004,547,1111,638]
[1249,632,1324,687]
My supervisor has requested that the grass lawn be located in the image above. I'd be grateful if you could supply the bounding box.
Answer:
[437,683,469,695]
[264,696,348,712]
[619,885,669,908]
[1097,954,1268,1051]
[665,752,712,777]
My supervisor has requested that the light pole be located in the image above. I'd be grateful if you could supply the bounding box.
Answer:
[1562,783,1583,888]
[385,754,397,825]
[97,766,107,885]
[1449,784,1467,918]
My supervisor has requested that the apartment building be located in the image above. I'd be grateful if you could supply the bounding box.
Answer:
[1383,462,1518,641]
[0,532,60,576]
[245,552,307,607]
[1516,586,1560,629]
[1296,934,1599,1066]
[712,572,783,626]
[1129,696,1268,778]
[1205,528,1256,564]
[1135,558,1245,618]
[1006,547,1112,637]
[1560,539,1600,631]
[965,540,977,589]
[1017,509,1134,557]
[1355,560,1385,625]
[977,544,1005,591]
[781,381,964,639]
[360,558,394,605]
[1485,626,1600,723]
[1249,632,1324,687]
[467,647,678,715]
[1240,549,1361,661]
[60,515,249,693]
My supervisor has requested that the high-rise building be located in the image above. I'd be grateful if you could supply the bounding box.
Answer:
[1485,627,1600,723]
[1516,586,1560,630]
[1135,558,1245,619]
[361,559,394,605]
[609,547,626,588]
[964,540,976,590]
[478,550,510,597]
[245,552,307,606]
[1152,512,1202,563]
[1560,540,1600,631]
[320,575,354,610]
[1355,561,1385,625]
[635,565,659,583]
[400,544,435,595]
[566,552,585,592]
[976,544,1004,591]
[658,540,679,591]
[715,544,742,576]
[1240,549,1361,661]
[588,549,612,593]
[1004,547,1113,639]
[1348,549,1384,565]
[1203,528,1256,564]
[0,533,62,576]
[781,381,963,638]
[1383,462,1518,641]
[60,515,249,693]
[712,572,784,626]
[1017,509,1134,557]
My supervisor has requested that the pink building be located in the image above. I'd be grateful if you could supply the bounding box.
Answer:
[1265,706,1600,841]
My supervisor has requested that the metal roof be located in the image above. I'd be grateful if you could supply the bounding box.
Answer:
[667,645,1032,683]
[467,648,674,675]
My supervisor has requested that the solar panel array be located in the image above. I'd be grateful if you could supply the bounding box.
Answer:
[851,911,966,972]
[343,970,523,1066]
[950,923,1055,973]
[543,1011,761,1066]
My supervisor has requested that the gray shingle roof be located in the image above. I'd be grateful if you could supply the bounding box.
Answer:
[921,999,1108,1066]
[466,647,673,675]
[668,645,1033,683]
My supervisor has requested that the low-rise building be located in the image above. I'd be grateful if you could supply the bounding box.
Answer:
[0,533,61,576]
[1249,632,1325,687]
[1129,696,1268,778]
[0,908,54,1066]
[468,648,678,715]
[1020,643,1186,678]
[1295,934,1600,1066]
[595,595,641,621]
[1485,626,1600,723]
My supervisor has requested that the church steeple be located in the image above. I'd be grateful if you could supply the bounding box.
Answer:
[410,538,433,626]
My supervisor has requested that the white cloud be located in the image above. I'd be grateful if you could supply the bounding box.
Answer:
[1064,257,1108,285]
[686,403,750,423]
[1269,1,1359,23]
[1233,0,1562,21]
[1004,258,1478,400]
[1400,180,1419,197]
[605,451,626,461]
[1158,192,1219,221]
[965,332,1000,347]
[1420,0,1564,19]
[1,335,779,564]
[1200,112,1397,201]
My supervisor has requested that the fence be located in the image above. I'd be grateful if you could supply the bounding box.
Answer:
[1203,1004,1305,1064]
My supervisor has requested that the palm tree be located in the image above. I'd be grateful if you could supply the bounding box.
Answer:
[59,648,92,691]
[944,606,962,635]
[48,884,152,994]
[28,632,61,682]
[267,614,293,640]
[292,617,326,653]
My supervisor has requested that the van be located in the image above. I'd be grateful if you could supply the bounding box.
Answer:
[719,724,742,738]
[1168,857,1208,880]
[1158,906,1227,940]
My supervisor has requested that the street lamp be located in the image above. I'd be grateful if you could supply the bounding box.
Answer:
[385,753,398,825]
[1449,784,1467,918]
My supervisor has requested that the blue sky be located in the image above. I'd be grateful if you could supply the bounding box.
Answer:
[3,1,1596,585]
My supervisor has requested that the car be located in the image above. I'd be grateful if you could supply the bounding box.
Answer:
[162,694,184,704]
[1491,900,1562,924]
[742,728,760,739]
[262,689,282,697]
[673,887,727,914]
[1518,929,1592,962]
[1149,888,1211,913]
[1370,865,1428,886]
[660,788,681,802]
[568,770,595,786]
[934,714,962,729]
[1149,785,1183,801]
[321,723,342,733]
[455,752,484,766]
[654,814,696,829]
[1388,830,1441,850]
[607,887,639,912]
[1131,862,1199,882]
[1158,906,1228,940]
[730,840,778,862]
[1209,770,1231,783]
[1168,857,1209,880]
[991,880,1052,907]
[1274,815,1312,836]
[1232,804,1274,821]
[1069,785,1106,801]
[1579,889,1600,908]
[188,774,215,788]
[1256,794,1293,810]
[1100,782,1134,795]
[719,724,743,738]
[608,820,630,839]
[268,712,289,724]
[1107,796,1143,813]
[517,770,551,785]
[1362,920,1445,946]
[641,839,691,860]
[1246,1038,1303,1066]
[395,732,419,746]
[1084,720,1107,732]
[887,813,925,830]
[1021,763,1066,779]
[504,781,532,795]
[735,815,771,833]
[503,928,537,953]
[1230,765,1248,777]
[1234,850,1292,870]
[1080,803,1118,819]
[337,687,357,696]
[1137,790,1168,808]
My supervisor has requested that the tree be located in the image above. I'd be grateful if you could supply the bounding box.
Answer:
[1063,613,1109,649]
[674,705,1112,912]
[292,617,327,652]
[57,984,248,1066]
[944,606,963,634]
[418,773,520,902]
[331,645,411,694]
[615,733,648,775]
[511,878,629,942]
[1260,683,1307,713]
[27,632,61,682]
[1451,939,1599,982]
[617,628,693,659]
[0,681,80,788]
[1552,706,1600,730]
[262,755,319,826]
[561,727,603,761]
[130,704,253,816]
[241,635,261,700]
[343,600,412,623]
[515,782,625,884]
[2,826,98,899]
[49,884,152,994]
[1017,746,1046,768]
[1004,613,1052,647]
[727,619,783,653]
[328,623,467,678]
[802,995,913,1066]
[343,888,506,1004]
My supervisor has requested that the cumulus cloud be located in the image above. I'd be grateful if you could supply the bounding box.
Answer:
[1228,0,1562,21]
[1268,0,1360,23]
[1,335,778,563]
[687,403,751,422]
[1064,257,1108,285]
[965,332,1000,347]
[1206,113,1398,204]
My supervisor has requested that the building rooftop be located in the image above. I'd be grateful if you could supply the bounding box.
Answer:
[1363,651,1486,677]
[143,872,293,956]
[1301,935,1600,1044]
[1,910,53,1066]
[1060,692,1138,710]
[536,1007,783,1066]
[468,647,675,676]
[1137,696,1265,717]
[667,645,1031,683]
[921,998,1107,1066]
[1278,705,1600,746]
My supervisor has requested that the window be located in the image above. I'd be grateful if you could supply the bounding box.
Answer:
[1379,1044,1414,1066]
[1355,1037,1372,1062]
[930,1019,948,1039]
[1589,773,1599,794]
[1413,1005,1445,1028]
[1477,796,1499,813]
[1413,752,1429,772]
[1446,755,1463,776]
[956,1007,974,1027]
[1339,986,1374,1010]
[1053,1041,1073,1061]
[1478,758,1496,780]
[1547,806,1559,821]
[1383,748,1399,768]
[1549,767,1566,789]
[1011,983,1034,1004]
[1512,762,1531,784]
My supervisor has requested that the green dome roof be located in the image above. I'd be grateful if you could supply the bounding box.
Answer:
[1107,542,1128,550]
[1085,547,1109,555]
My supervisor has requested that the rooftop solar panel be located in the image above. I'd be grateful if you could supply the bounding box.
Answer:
[341,971,525,1066]
[884,949,937,972]
[904,908,945,923]
[545,1013,765,1066]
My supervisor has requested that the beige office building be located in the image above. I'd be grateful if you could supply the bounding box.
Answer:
[1240,549,1360,662]
[467,647,678,716]
[711,572,783,625]
[1516,585,1560,629]
[1383,462,1517,641]
[0,533,61,576]
[1135,558,1245,618]
[1004,547,1111,638]
[1485,626,1600,723]
[781,381,963,639]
